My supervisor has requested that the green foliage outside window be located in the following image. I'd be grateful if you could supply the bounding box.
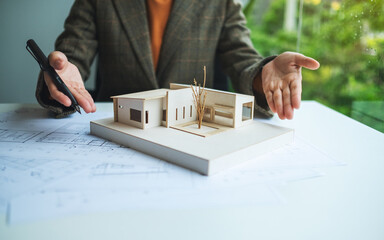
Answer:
[244,0,384,132]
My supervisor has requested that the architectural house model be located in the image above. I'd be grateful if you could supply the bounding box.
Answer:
[91,84,294,175]
[111,83,255,137]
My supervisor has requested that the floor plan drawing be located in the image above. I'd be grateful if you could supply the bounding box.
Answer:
[0,129,41,143]
[36,122,119,147]
[0,107,344,224]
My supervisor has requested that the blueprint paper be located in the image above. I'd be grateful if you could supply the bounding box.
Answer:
[0,107,343,224]
[9,184,282,224]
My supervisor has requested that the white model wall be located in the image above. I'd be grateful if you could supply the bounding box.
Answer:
[233,95,254,128]
[117,98,144,129]
[204,90,236,108]
[204,90,236,127]
[167,88,196,127]
[143,98,163,129]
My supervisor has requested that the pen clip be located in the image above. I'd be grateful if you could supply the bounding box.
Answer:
[26,45,46,71]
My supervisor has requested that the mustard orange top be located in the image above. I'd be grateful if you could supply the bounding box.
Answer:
[147,0,174,70]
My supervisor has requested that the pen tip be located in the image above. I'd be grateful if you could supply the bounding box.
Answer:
[75,105,81,114]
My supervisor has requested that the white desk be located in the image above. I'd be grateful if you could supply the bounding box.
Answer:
[1,101,383,240]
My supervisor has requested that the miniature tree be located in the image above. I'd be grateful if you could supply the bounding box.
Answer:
[191,66,208,129]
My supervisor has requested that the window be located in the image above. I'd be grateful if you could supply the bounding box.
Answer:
[190,105,193,117]
[162,109,166,122]
[145,111,148,124]
[204,106,214,121]
[130,108,141,122]
[214,105,233,119]
[242,102,253,121]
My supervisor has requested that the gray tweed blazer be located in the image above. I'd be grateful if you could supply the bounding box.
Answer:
[36,0,274,117]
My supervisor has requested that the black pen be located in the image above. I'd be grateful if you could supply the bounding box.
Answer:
[26,39,81,114]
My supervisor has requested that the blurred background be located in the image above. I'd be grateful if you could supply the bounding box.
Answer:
[0,0,96,105]
[0,0,382,132]
[242,0,384,132]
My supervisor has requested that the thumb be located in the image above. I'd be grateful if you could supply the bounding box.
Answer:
[294,54,320,70]
[48,51,68,71]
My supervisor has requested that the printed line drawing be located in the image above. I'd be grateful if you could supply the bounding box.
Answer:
[36,123,123,147]
[0,129,42,143]
[91,163,166,176]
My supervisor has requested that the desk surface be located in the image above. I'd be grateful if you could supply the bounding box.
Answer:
[1,101,383,240]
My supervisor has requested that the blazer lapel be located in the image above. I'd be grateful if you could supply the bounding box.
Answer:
[157,0,205,78]
[112,0,157,88]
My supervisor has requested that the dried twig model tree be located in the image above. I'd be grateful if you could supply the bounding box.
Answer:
[191,66,208,129]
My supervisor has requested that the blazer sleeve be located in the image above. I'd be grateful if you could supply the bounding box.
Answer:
[217,0,274,118]
[35,0,98,117]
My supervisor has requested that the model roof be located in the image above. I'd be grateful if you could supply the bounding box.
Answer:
[170,83,254,99]
[111,89,169,100]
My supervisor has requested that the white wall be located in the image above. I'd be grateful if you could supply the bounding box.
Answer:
[205,91,236,108]
[117,98,144,129]
[143,98,163,129]
[204,90,236,127]
[234,95,254,128]
[166,88,196,127]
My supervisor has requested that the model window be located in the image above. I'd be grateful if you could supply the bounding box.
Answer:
[162,109,166,122]
[130,108,141,122]
[190,105,192,117]
[242,102,253,121]
[214,104,233,119]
